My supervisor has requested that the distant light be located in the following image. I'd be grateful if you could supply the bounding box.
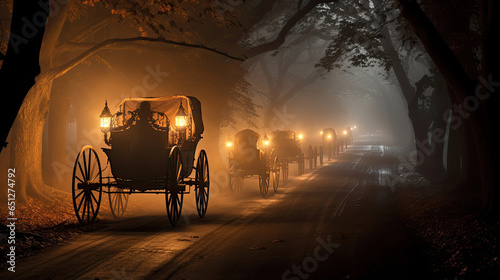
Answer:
[298,134,303,139]
[263,140,269,146]
[327,134,331,139]
[226,141,233,147]
[320,131,323,135]
[343,130,347,134]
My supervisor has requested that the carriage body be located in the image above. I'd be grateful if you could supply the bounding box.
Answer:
[71,96,209,226]
[322,128,339,160]
[227,129,280,196]
[269,130,305,177]
[103,96,203,188]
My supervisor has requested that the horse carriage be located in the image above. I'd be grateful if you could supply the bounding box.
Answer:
[342,126,353,148]
[226,129,280,196]
[321,128,340,161]
[71,96,209,226]
[269,130,305,180]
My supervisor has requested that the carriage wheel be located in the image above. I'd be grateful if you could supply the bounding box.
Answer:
[195,150,209,218]
[282,157,289,183]
[271,156,280,192]
[228,161,243,192]
[166,147,184,226]
[299,153,305,175]
[259,172,269,197]
[72,146,102,224]
[108,185,129,218]
[319,146,324,166]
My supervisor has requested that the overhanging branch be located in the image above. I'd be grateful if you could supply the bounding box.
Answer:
[54,36,245,78]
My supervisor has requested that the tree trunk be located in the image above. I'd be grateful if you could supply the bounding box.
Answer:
[10,72,60,202]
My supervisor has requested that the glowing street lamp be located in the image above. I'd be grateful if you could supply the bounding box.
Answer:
[99,100,112,133]
[175,101,188,128]
[226,141,233,148]
[298,134,303,140]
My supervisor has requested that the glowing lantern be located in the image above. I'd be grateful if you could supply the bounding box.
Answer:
[327,134,332,139]
[175,101,188,128]
[226,141,233,147]
[263,134,270,146]
[298,134,303,140]
[99,100,112,133]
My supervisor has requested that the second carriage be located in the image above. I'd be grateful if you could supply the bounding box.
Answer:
[226,129,280,196]
[269,130,305,181]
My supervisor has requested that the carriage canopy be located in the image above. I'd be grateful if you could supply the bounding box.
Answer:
[115,96,204,139]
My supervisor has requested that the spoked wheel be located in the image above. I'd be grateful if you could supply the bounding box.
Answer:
[166,146,184,226]
[228,161,243,192]
[195,150,209,218]
[281,156,289,183]
[259,171,270,197]
[271,156,280,192]
[298,153,305,175]
[72,146,102,224]
[108,185,129,218]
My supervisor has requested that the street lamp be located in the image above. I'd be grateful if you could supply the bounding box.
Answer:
[298,134,303,140]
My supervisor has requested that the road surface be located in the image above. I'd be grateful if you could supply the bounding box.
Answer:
[2,135,432,279]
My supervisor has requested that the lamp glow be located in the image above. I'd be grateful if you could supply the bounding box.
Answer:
[99,100,112,133]
[175,100,188,128]
[226,141,233,147]
[298,134,303,139]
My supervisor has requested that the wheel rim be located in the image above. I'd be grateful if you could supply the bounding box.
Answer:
[166,147,184,225]
[282,158,289,183]
[259,172,269,196]
[272,157,280,192]
[195,150,209,217]
[72,146,102,224]
[109,185,129,218]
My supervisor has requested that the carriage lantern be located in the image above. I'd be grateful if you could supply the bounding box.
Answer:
[99,100,112,133]
[175,101,189,128]
[263,134,270,146]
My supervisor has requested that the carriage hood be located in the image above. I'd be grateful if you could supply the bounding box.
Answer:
[116,96,204,139]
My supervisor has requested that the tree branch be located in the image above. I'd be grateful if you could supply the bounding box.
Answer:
[244,0,337,58]
[53,36,245,78]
